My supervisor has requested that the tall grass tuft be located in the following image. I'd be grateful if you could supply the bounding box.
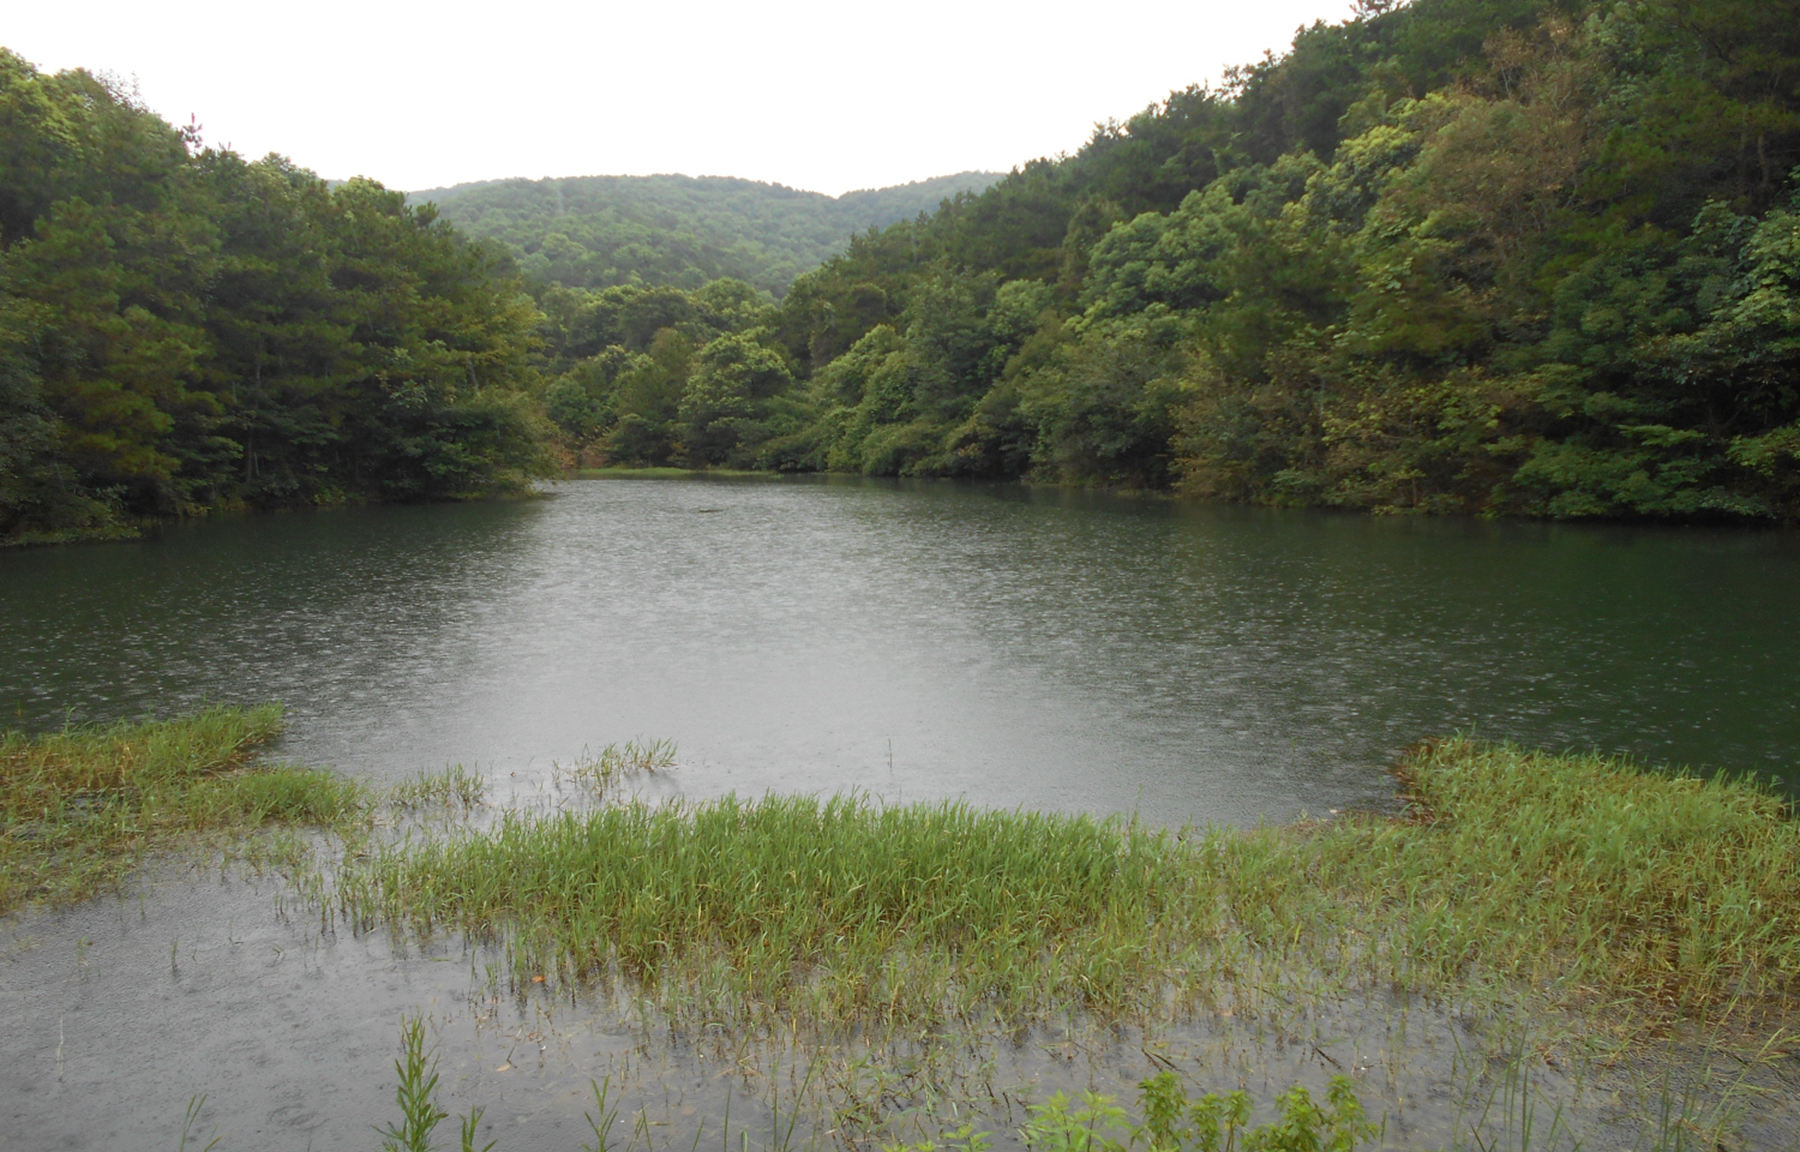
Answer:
[334,793,1217,1028]
[0,705,368,913]
[373,1014,496,1152]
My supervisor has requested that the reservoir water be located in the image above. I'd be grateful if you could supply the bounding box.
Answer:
[5,475,1799,1150]
[3,475,1797,821]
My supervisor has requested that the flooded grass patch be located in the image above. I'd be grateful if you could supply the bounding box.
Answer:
[331,794,1214,1030]
[0,705,368,913]
[328,740,1800,1042]
[9,718,1796,1149]
[389,763,490,812]
[315,740,1800,1149]
[553,739,679,798]
[1320,737,1800,1029]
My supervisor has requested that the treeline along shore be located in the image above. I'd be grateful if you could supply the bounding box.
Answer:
[6,0,1800,548]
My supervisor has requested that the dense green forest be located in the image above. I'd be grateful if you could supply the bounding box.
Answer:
[0,49,550,543]
[6,0,1800,544]
[550,0,1800,521]
[412,173,1001,297]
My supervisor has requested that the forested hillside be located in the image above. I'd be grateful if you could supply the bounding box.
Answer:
[8,0,1799,541]
[0,50,550,544]
[411,172,1001,297]
[551,0,1800,521]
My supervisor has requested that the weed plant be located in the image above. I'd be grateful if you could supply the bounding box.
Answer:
[0,705,368,913]
[1005,1071,1377,1152]
[377,1013,492,1152]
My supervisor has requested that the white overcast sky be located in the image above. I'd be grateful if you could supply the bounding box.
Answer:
[6,0,1357,197]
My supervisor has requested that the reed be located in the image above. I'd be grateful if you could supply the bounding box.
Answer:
[0,705,368,913]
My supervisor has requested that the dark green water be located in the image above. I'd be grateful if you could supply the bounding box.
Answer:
[3,475,1796,821]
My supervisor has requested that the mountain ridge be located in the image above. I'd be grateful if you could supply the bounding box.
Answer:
[407,170,1003,297]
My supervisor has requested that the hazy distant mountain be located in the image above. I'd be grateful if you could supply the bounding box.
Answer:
[409,172,1002,296]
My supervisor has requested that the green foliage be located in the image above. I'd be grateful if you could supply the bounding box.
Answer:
[526,279,813,468]
[0,50,551,543]
[545,374,606,443]
[905,1074,1377,1152]
[14,0,1800,522]
[758,0,1800,519]
[1021,1091,1133,1152]
[1017,309,1193,486]
[678,330,797,465]
[413,172,1001,298]
[0,705,368,912]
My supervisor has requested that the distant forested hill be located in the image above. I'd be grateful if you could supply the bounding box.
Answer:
[409,172,1002,296]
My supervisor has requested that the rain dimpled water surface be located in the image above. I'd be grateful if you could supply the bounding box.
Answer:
[4,474,1796,822]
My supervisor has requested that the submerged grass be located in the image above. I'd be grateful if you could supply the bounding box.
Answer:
[0,705,369,914]
[555,739,678,797]
[389,764,488,811]
[328,738,1800,1048]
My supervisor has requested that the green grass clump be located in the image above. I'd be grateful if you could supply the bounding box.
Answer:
[328,740,1800,1045]
[1314,737,1800,1023]
[334,793,1221,1027]
[0,705,368,913]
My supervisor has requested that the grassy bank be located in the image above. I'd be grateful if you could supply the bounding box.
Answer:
[0,705,366,913]
[328,738,1800,1043]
